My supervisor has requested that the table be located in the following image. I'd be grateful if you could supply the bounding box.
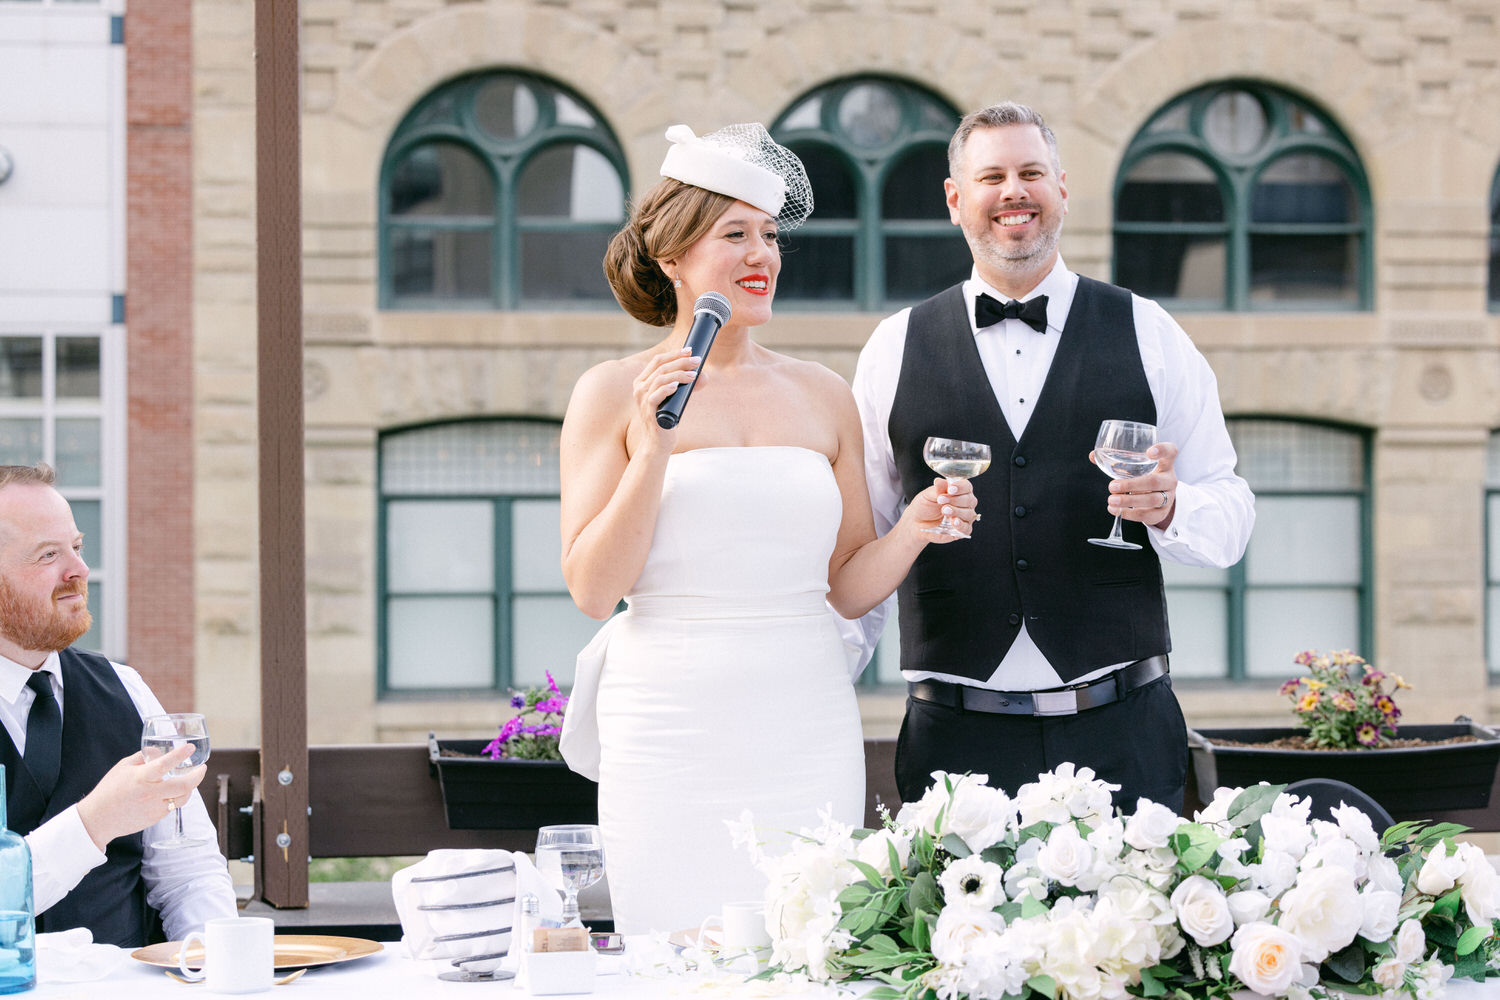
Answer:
[26,945,1500,1000]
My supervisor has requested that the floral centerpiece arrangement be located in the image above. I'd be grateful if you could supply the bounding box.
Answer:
[739,765,1500,1000]
[481,670,568,761]
[1282,649,1410,749]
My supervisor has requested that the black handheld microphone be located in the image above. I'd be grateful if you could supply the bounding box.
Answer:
[655,291,731,429]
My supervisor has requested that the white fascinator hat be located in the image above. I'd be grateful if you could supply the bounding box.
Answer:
[659,123,814,229]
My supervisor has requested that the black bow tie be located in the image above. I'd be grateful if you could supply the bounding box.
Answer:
[974,292,1049,333]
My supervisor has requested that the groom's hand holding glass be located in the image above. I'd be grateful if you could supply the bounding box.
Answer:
[1092,438,1180,532]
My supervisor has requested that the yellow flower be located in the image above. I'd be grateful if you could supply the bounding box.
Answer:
[1297,692,1320,713]
[1304,679,1326,691]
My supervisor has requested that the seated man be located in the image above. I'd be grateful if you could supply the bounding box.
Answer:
[0,463,237,946]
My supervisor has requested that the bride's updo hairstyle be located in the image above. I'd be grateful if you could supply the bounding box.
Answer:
[603,123,814,329]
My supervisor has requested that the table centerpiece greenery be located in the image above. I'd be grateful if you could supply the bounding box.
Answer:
[737,765,1500,1000]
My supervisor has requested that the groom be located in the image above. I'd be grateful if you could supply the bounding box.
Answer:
[851,102,1254,811]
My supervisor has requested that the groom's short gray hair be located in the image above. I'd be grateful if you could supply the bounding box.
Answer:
[948,102,1061,176]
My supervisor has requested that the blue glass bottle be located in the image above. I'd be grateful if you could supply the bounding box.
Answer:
[0,765,36,993]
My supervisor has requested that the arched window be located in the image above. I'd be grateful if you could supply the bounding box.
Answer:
[379,72,627,309]
[772,77,969,310]
[1114,83,1372,311]
[1166,419,1371,680]
[1489,168,1500,310]
[377,419,600,695]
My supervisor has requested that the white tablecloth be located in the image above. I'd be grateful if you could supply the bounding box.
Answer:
[27,945,1500,1000]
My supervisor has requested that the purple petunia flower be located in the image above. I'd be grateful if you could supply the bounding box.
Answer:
[534,696,567,715]
[545,670,561,695]
[511,693,527,709]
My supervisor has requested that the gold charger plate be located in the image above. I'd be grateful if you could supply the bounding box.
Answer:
[132,934,383,971]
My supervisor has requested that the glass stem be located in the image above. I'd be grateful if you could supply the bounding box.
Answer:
[174,803,186,841]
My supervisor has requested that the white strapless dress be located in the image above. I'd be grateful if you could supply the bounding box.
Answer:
[572,446,865,934]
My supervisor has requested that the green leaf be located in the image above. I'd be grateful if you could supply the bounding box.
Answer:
[1457,925,1492,956]
[911,909,932,953]
[838,884,873,907]
[1226,784,1284,827]
[908,871,941,915]
[849,859,885,885]
[1323,943,1368,983]
[1019,894,1048,920]
[1433,888,1463,920]
[1026,974,1058,1000]
[1138,965,1167,996]
[1169,823,1224,871]
[980,846,1011,866]
[862,989,904,1000]
[941,833,973,859]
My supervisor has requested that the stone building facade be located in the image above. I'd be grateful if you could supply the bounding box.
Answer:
[189,0,1500,746]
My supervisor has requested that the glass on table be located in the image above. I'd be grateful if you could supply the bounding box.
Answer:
[534,824,604,929]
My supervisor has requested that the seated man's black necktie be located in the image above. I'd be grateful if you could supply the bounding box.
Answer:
[24,670,62,801]
[974,292,1049,333]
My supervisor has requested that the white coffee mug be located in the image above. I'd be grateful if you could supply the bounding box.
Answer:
[697,900,771,955]
[177,916,276,994]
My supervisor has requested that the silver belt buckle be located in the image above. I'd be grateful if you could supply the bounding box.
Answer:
[1031,689,1079,716]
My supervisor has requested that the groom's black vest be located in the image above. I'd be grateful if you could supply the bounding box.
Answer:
[888,276,1170,684]
[1,647,152,947]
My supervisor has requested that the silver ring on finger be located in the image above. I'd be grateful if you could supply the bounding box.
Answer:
[1160,490,1169,508]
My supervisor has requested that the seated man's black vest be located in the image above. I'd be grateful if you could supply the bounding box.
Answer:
[0,647,151,947]
[888,276,1170,684]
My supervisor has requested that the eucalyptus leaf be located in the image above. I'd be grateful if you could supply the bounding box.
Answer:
[941,833,973,859]
[1456,925,1491,956]
[1323,942,1367,982]
[1026,974,1058,999]
[1225,783,1284,826]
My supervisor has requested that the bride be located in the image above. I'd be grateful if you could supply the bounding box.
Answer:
[558,123,979,934]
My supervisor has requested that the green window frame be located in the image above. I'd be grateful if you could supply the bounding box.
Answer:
[771,76,969,311]
[1486,432,1500,674]
[1113,82,1373,311]
[376,419,600,697]
[379,71,628,310]
[1489,167,1500,312]
[1165,418,1372,680]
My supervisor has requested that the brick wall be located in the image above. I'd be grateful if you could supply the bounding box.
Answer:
[127,1,195,710]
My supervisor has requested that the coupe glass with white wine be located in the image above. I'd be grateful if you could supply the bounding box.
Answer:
[921,437,990,539]
[139,713,211,849]
[534,824,604,928]
[1087,419,1158,550]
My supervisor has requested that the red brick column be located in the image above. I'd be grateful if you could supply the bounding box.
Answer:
[125,4,195,710]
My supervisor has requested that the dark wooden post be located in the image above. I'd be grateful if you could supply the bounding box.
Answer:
[254,0,309,908]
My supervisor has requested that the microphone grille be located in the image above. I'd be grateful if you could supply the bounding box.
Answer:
[693,291,732,325]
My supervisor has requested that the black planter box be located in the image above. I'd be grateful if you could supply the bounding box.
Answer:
[1187,721,1500,822]
[428,734,598,830]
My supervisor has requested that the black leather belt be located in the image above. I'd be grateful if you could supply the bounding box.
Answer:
[909,655,1169,717]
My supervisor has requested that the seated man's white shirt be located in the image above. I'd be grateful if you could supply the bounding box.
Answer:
[0,650,237,940]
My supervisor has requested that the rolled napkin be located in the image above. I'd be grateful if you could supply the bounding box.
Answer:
[36,927,125,984]
[392,849,561,975]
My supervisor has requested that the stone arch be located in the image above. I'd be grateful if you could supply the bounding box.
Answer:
[1072,20,1412,189]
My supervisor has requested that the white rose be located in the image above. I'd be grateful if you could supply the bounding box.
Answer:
[1248,849,1299,897]
[1194,785,1244,828]
[1358,888,1401,943]
[1395,918,1427,965]
[1278,865,1363,962]
[930,906,1004,967]
[1330,803,1379,854]
[1366,853,1403,894]
[1170,875,1234,947]
[945,780,1016,853]
[856,828,912,880]
[1035,823,1096,888]
[1374,958,1407,990]
[1124,799,1182,850]
[1226,889,1271,926]
[1261,812,1315,860]
[896,771,973,833]
[1455,842,1500,926]
[1228,921,1302,996]
[939,856,1007,912]
[1417,842,1466,896]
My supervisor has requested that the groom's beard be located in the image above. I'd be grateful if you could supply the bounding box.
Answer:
[0,577,92,653]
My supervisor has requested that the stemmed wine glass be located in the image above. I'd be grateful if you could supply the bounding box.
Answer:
[140,713,211,849]
[921,437,990,538]
[1087,419,1159,550]
[534,824,604,929]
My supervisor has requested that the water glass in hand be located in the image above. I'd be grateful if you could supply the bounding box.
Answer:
[534,825,604,929]
[140,713,210,849]
[1087,420,1158,550]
